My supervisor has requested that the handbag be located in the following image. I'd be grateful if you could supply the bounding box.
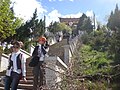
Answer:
[29,56,39,67]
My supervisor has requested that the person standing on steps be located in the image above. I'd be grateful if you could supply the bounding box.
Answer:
[4,41,27,90]
[32,36,49,90]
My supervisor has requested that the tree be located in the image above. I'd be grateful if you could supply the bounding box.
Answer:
[107,4,120,64]
[77,13,93,34]
[107,4,120,30]
[48,21,58,34]
[77,13,87,31]
[81,17,93,33]
[0,0,21,41]
[15,9,46,43]
[58,23,72,34]
[48,22,72,34]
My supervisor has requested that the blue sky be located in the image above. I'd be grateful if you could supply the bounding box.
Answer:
[12,0,120,26]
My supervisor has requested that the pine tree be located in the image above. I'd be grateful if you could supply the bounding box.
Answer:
[77,13,93,34]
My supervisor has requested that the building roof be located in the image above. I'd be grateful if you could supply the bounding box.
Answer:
[59,17,80,23]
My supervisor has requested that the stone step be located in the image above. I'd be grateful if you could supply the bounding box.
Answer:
[26,72,33,76]
[0,83,4,87]
[26,76,34,80]
[18,84,33,90]
[0,80,33,89]
[0,84,33,90]
[0,86,30,90]
[26,65,33,70]
[0,87,28,90]
[0,87,4,90]
[20,80,33,84]
[26,71,33,74]
[26,69,33,72]
[0,71,6,76]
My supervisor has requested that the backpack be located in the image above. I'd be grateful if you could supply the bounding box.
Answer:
[29,56,39,67]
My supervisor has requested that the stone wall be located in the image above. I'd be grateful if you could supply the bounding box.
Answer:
[45,56,67,89]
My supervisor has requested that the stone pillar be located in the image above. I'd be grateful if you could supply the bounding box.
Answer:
[44,57,57,88]
[44,56,67,89]
[63,45,70,65]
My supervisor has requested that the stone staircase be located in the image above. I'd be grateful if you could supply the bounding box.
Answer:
[0,39,68,90]
[48,39,68,61]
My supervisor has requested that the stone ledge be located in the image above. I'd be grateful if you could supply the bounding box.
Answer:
[45,56,68,69]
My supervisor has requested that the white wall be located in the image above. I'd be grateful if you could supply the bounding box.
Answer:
[0,54,9,72]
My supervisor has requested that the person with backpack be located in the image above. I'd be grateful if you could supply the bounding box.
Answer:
[32,36,49,90]
[4,41,27,90]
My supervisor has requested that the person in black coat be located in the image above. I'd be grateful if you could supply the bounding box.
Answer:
[32,36,49,90]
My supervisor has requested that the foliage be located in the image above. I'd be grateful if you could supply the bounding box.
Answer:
[14,9,46,50]
[78,45,111,75]
[0,0,21,41]
[48,22,72,34]
[60,43,111,89]
[0,46,3,54]
[107,4,120,64]
[107,4,120,30]
[77,13,93,34]
[90,30,110,52]
[81,32,93,45]
[15,9,45,42]
[81,27,111,53]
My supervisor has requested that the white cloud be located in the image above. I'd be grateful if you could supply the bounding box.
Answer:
[11,0,47,21]
[86,10,94,18]
[11,0,94,27]
[46,9,62,26]
[63,12,82,18]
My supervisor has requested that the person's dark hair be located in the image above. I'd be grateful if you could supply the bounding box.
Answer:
[12,41,21,48]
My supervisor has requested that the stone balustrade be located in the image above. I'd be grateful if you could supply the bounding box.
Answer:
[44,56,68,89]
[63,35,79,66]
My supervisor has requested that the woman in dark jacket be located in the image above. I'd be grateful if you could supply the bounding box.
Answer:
[32,36,49,90]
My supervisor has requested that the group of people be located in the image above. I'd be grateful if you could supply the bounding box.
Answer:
[4,36,49,90]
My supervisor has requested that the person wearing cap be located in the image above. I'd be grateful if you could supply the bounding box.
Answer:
[4,41,27,90]
[32,36,49,90]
